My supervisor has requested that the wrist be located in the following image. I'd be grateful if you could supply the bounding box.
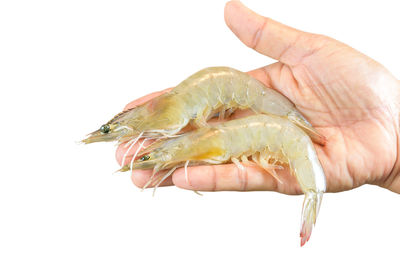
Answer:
[385,80,400,193]
[386,143,400,193]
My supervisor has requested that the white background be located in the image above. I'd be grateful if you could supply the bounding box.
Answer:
[1,0,399,266]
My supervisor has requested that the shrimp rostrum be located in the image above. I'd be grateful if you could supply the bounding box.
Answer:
[82,67,326,146]
[125,114,326,246]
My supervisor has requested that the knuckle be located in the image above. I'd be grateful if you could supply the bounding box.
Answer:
[250,17,269,49]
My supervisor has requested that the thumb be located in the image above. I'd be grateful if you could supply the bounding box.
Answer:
[224,1,320,65]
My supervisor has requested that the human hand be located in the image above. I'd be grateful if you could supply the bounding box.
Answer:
[116,1,400,194]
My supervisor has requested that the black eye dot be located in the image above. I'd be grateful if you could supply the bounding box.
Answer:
[100,124,110,134]
[140,155,150,161]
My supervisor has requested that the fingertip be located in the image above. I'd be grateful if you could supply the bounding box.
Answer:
[223,1,237,27]
[224,0,238,31]
[224,0,265,48]
[223,1,315,65]
[131,169,154,188]
[130,169,174,188]
[224,1,244,23]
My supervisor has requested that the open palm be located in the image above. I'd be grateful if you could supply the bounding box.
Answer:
[117,1,400,194]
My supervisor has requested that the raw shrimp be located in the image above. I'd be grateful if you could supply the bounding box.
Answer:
[126,114,326,246]
[82,67,326,146]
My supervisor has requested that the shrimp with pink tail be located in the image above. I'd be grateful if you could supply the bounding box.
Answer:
[123,114,326,246]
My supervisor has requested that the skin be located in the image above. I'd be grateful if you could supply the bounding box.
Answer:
[116,1,400,195]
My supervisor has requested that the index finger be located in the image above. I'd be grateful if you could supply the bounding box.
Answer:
[123,88,173,111]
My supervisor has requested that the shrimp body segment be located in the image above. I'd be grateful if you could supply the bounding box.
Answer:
[131,114,326,246]
[82,67,325,145]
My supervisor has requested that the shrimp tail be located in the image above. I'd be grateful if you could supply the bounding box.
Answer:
[300,191,323,246]
[288,112,327,146]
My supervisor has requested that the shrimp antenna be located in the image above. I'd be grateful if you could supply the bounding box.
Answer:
[184,160,190,184]
[121,132,143,166]
[183,160,202,196]
[129,138,148,178]
[124,132,143,148]
[152,167,178,196]
[141,164,162,191]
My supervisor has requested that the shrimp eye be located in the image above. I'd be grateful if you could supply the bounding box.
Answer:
[140,155,150,161]
[100,124,110,134]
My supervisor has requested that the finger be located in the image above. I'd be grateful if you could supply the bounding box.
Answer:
[172,164,302,195]
[250,63,331,131]
[131,169,174,188]
[250,63,297,104]
[123,87,172,111]
[247,68,272,88]
[224,1,320,65]
[245,64,297,112]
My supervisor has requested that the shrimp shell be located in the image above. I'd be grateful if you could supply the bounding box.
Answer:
[82,67,325,145]
[130,114,326,246]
